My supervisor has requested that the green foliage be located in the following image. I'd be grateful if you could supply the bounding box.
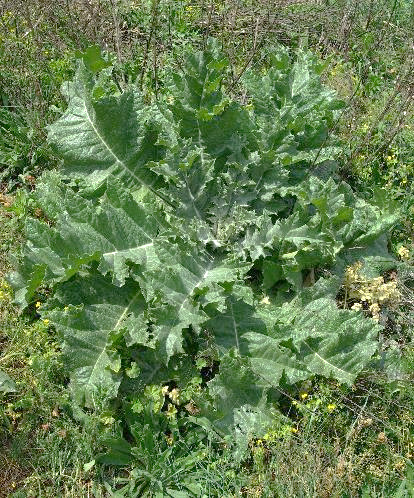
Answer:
[0,7,77,190]
[9,42,400,447]
[0,245,117,496]
[0,107,53,190]
[0,369,16,393]
[1,1,414,494]
[97,410,209,496]
[236,369,414,497]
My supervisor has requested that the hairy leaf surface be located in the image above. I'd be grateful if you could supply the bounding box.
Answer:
[10,42,400,439]
[48,272,147,405]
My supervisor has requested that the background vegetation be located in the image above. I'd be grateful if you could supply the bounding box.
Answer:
[0,0,413,496]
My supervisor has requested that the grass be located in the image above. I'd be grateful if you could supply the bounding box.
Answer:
[0,207,118,496]
[1,0,414,496]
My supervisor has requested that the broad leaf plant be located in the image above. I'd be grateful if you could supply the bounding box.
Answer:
[9,42,399,437]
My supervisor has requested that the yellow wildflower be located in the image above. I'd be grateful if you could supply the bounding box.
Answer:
[169,388,180,404]
[166,403,177,419]
[260,295,270,305]
[397,246,410,261]
[36,301,41,308]
[369,302,381,321]
[43,319,50,325]
[327,403,336,412]
[377,432,387,443]
[300,392,308,400]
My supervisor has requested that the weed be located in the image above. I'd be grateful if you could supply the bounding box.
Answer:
[1,2,414,496]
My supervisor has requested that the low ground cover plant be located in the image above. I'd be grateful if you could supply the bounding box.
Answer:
[3,40,413,495]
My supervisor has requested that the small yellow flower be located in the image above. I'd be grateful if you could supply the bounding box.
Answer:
[36,301,41,308]
[300,392,308,400]
[290,427,298,433]
[327,403,336,412]
[397,246,410,261]
[369,302,381,321]
[351,302,363,311]
[360,418,373,427]
[43,319,50,325]
[377,432,387,443]
[260,295,270,305]
[64,306,69,312]
[169,388,180,404]
[166,403,177,419]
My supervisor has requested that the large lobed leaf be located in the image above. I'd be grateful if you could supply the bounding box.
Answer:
[48,64,167,198]
[243,47,344,162]
[9,177,162,307]
[47,272,148,405]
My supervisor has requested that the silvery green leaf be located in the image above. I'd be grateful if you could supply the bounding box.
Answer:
[0,369,17,393]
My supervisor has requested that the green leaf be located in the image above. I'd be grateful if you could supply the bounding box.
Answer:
[49,63,165,195]
[75,45,113,74]
[243,47,344,161]
[10,177,162,307]
[144,239,249,361]
[262,260,283,289]
[97,436,133,466]
[48,272,147,405]
[242,210,340,284]
[0,369,17,393]
[206,296,266,353]
[244,332,310,385]
[275,281,380,385]
[122,349,197,394]
[203,351,269,433]
[163,145,216,224]
[167,41,257,166]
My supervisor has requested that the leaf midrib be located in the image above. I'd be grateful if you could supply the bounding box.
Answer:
[82,100,173,207]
